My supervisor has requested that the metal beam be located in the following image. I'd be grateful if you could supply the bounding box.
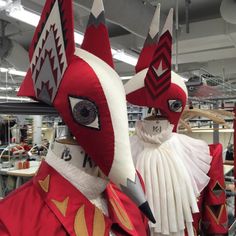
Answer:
[172,47,236,64]
[0,102,58,115]
[74,0,155,38]
[23,0,157,39]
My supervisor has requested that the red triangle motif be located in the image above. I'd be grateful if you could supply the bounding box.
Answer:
[17,70,36,98]
[60,62,64,72]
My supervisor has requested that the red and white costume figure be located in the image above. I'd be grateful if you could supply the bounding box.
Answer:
[125,6,228,236]
[0,0,154,234]
[0,139,149,235]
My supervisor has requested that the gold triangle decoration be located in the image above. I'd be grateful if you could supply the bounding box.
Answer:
[38,175,50,193]
[93,207,105,236]
[74,205,89,236]
[206,204,225,224]
[110,198,133,231]
[211,181,224,197]
[51,197,69,217]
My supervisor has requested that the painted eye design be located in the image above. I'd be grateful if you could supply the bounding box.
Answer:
[69,96,100,130]
[168,99,183,112]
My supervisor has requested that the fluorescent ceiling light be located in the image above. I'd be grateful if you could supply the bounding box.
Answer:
[8,5,40,27]
[0,87,13,91]
[0,96,31,101]
[0,68,8,73]
[0,67,26,76]
[182,77,189,82]
[8,69,27,76]
[8,6,138,66]
[0,0,8,8]
[0,64,135,83]
[113,51,138,66]
[120,76,133,80]
[0,0,12,8]
[74,32,84,45]
[0,66,133,82]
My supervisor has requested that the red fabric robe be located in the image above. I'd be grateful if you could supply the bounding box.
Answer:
[192,144,228,235]
[0,161,149,236]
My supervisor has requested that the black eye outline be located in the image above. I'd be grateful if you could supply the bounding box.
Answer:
[168,99,183,113]
[68,95,101,130]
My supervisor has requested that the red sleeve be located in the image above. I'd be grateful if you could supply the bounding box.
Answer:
[200,144,228,235]
[0,220,10,236]
[108,183,150,236]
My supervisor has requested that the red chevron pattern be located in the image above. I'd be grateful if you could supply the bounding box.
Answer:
[145,31,172,99]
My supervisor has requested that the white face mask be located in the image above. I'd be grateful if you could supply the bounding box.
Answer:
[142,119,171,135]
[50,140,98,176]
[49,125,98,175]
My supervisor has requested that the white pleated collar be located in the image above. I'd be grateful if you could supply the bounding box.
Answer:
[135,120,174,146]
[132,120,212,235]
[45,150,108,200]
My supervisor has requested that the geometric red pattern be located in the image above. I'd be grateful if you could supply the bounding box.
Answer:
[145,31,172,99]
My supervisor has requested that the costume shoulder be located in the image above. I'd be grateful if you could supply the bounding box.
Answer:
[0,181,36,234]
[107,183,149,235]
[0,180,65,235]
[201,143,228,235]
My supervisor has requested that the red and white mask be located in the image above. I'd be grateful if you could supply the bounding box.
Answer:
[125,7,188,131]
[18,0,155,222]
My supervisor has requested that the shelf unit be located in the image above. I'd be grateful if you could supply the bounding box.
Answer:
[127,103,147,129]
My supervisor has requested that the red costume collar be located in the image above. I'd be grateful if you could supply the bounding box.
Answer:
[33,161,138,235]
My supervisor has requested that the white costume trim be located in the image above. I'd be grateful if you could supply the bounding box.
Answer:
[46,151,117,236]
[45,150,109,214]
[130,120,212,236]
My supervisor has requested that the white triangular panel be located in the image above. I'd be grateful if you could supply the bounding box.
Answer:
[30,0,68,103]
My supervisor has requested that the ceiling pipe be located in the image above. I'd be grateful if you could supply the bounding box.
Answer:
[23,0,165,39]
[0,102,58,115]
[0,20,8,47]
[175,0,179,72]
[185,0,191,33]
[4,40,29,71]
[0,18,29,71]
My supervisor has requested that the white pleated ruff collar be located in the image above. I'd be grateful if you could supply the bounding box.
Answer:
[131,119,212,236]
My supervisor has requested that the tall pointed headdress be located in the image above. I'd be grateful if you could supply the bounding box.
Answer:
[125,7,188,130]
[18,0,155,223]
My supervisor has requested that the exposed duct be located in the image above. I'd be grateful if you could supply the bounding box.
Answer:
[4,39,29,71]
[0,18,29,71]
[0,102,58,115]
[220,0,236,25]
[23,0,160,39]
[185,0,191,33]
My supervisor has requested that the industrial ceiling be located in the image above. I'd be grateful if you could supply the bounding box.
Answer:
[0,0,235,102]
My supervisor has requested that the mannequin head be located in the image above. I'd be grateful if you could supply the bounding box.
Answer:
[49,125,99,176]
